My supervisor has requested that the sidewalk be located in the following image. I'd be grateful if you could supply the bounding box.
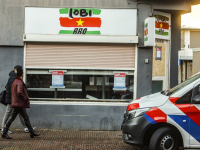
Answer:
[0,129,139,150]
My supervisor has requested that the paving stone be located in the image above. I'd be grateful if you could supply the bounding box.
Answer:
[0,129,139,150]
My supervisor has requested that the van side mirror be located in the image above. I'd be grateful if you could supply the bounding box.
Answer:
[192,95,200,104]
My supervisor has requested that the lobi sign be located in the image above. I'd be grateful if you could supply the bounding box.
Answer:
[25,7,137,36]
[59,8,102,35]
[144,17,155,47]
[154,11,171,40]
[144,11,171,46]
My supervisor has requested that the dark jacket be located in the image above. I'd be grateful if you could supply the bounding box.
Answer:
[5,71,16,104]
[11,76,30,108]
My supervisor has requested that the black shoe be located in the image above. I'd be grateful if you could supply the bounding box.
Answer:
[2,134,12,139]
[30,133,40,138]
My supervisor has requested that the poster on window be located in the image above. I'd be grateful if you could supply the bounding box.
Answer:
[114,73,126,90]
[155,46,162,60]
[52,71,64,87]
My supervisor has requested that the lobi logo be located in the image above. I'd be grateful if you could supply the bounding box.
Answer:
[59,8,102,35]
[68,8,93,18]
[154,14,169,36]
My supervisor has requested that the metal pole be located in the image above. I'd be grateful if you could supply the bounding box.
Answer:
[102,76,105,99]
[54,88,57,98]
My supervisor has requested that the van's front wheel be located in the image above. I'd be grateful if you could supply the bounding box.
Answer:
[149,127,179,150]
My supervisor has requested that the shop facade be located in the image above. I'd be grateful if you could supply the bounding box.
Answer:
[0,0,199,130]
[24,7,137,101]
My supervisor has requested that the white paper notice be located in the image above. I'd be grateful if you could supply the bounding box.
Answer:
[114,73,126,89]
[156,47,161,58]
[52,71,64,87]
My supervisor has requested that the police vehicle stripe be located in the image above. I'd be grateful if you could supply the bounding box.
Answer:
[169,115,200,143]
[144,114,157,124]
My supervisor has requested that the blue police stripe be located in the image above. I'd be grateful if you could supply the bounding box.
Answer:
[168,115,200,143]
[144,114,157,124]
[168,115,189,132]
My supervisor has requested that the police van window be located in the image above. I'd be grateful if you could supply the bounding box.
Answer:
[192,84,200,99]
[175,90,192,104]
[166,73,200,96]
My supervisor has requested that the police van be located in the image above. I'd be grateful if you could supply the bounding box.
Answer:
[121,72,200,150]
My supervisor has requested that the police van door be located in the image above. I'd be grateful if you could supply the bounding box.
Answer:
[190,82,200,146]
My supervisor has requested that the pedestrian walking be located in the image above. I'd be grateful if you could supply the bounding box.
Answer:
[2,66,40,139]
[1,65,36,134]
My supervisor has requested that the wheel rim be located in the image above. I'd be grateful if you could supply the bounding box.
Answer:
[160,134,174,150]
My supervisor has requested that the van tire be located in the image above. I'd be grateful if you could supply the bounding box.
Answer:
[149,127,179,150]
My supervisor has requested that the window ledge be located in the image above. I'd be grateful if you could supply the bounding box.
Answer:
[30,98,130,103]
[30,100,129,106]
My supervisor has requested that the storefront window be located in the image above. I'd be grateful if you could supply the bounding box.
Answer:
[26,69,134,101]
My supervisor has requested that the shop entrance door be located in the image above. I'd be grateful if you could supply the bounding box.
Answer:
[152,81,163,94]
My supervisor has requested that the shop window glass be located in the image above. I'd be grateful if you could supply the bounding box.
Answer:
[26,69,134,101]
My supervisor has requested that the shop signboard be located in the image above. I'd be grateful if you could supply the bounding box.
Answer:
[144,17,155,46]
[113,73,126,90]
[154,11,171,40]
[52,71,64,87]
[25,7,137,36]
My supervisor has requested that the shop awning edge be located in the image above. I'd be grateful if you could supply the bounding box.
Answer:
[23,34,138,44]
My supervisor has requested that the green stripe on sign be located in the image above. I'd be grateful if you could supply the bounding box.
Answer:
[59,30,74,34]
[86,9,101,15]
[59,8,101,15]
[144,23,148,28]
[144,37,148,42]
[59,30,101,35]
[155,30,169,36]
[86,31,101,34]
[60,8,69,14]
